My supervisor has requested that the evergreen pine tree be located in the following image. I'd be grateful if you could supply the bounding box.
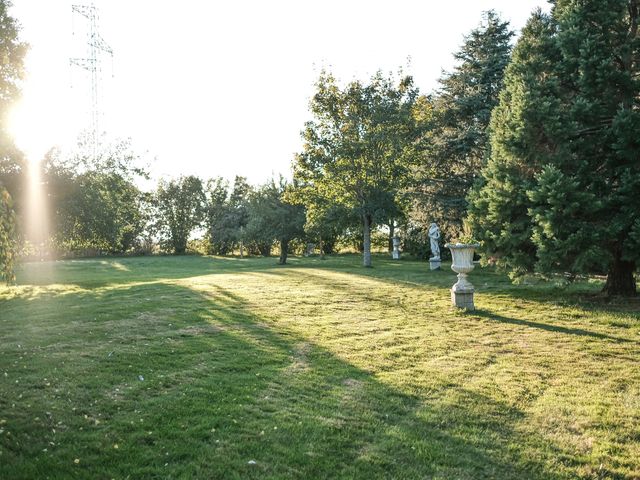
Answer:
[411,11,513,237]
[467,10,562,274]
[469,1,640,295]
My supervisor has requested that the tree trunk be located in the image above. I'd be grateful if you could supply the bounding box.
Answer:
[319,237,324,260]
[363,214,372,268]
[324,238,336,255]
[603,251,636,296]
[259,243,271,257]
[174,241,186,255]
[388,221,395,253]
[279,239,289,265]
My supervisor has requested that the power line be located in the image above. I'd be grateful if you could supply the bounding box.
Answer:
[70,3,113,157]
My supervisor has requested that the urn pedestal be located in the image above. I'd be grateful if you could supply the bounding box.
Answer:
[445,243,479,310]
[392,236,401,260]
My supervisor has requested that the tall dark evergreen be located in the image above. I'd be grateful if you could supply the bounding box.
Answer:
[467,10,562,275]
[469,1,640,296]
[411,11,513,238]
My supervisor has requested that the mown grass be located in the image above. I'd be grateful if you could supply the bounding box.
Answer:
[1,254,639,479]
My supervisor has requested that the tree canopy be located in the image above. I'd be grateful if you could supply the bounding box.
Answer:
[0,0,26,281]
[45,139,148,255]
[246,177,305,264]
[205,176,251,255]
[293,70,420,267]
[0,0,27,178]
[468,1,640,295]
[411,11,513,239]
[155,175,205,255]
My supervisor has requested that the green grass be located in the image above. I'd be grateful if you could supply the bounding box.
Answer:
[1,254,639,479]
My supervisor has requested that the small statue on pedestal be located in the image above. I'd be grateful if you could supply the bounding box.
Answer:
[392,236,401,260]
[428,223,441,270]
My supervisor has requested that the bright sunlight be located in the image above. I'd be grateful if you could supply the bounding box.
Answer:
[2,1,639,479]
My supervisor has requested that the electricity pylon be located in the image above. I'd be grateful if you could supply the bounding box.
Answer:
[70,3,113,157]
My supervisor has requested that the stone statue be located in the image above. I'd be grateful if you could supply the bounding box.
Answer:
[428,223,441,260]
[392,236,401,260]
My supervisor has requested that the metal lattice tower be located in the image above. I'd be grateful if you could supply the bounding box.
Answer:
[70,3,113,156]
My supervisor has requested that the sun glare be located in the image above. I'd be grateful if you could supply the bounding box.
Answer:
[8,100,52,166]
[24,153,49,255]
[8,100,51,258]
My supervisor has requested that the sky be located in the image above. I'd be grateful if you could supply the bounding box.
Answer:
[9,0,550,187]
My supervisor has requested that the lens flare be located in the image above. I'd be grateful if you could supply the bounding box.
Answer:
[9,102,51,259]
[24,155,49,259]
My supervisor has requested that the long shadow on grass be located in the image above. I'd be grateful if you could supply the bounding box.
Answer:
[472,310,633,344]
[15,255,289,289]
[19,253,638,320]
[0,280,575,479]
[318,255,640,319]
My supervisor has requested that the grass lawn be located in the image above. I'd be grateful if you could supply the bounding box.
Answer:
[1,254,639,479]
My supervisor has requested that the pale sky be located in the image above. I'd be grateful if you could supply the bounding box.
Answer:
[9,0,550,187]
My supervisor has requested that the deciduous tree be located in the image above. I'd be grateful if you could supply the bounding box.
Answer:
[0,186,16,283]
[294,71,419,267]
[0,0,27,276]
[0,0,28,203]
[155,175,205,255]
[246,177,305,264]
[205,176,251,255]
[45,139,148,255]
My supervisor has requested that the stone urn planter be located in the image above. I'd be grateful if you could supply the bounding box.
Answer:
[444,242,480,310]
[392,236,401,260]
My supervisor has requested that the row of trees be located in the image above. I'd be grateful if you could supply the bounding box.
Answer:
[0,5,521,280]
[3,132,388,270]
[40,146,307,264]
[291,2,640,296]
[156,174,305,264]
[12,10,515,271]
[2,1,639,295]
[292,11,515,267]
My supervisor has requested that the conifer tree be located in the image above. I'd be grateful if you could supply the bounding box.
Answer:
[467,10,562,274]
[412,11,513,237]
[469,1,640,295]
